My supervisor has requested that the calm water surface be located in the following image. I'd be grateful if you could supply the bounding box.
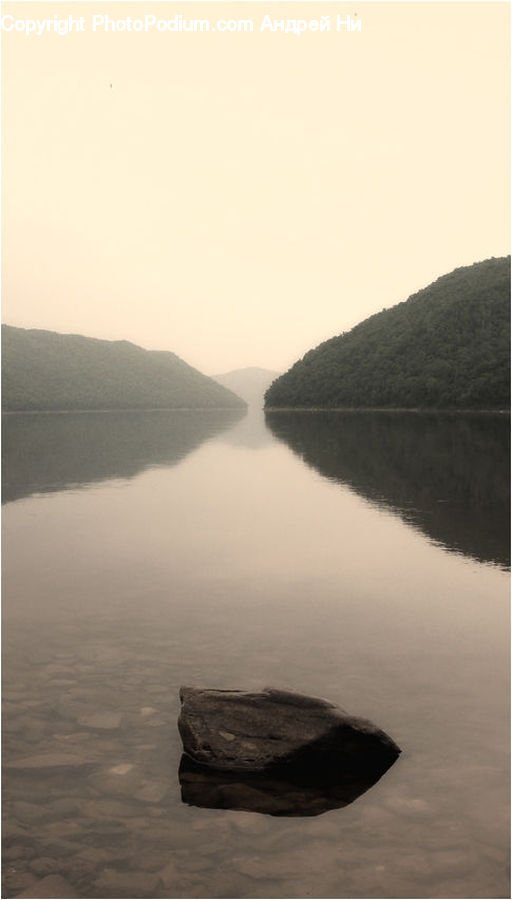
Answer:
[2,409,510,899]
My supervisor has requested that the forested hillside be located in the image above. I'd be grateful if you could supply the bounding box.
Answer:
[2,327,246,411]
[265,257,510,410]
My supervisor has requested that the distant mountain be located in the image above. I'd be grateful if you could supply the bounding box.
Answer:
[213,367,281,407]
[265,257,510,410]
[2,326,246,412]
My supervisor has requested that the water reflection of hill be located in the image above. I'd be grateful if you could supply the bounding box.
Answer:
[265,411,510,569]
[2,409,245,504]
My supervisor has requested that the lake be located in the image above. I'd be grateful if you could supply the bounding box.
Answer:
[2,408,510,899]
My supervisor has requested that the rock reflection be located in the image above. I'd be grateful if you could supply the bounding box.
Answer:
[179,753,397,817]
[265,410,510,569]
[2,408,245,504]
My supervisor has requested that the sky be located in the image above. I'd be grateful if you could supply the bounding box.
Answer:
[2,1,510,374]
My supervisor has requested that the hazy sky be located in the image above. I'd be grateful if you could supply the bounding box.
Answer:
[2,2,510,374]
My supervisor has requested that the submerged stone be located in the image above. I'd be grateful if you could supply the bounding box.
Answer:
[4,752,95,770]
[178,686,400,815]
[15,874,79,898]
[76,710,122,730]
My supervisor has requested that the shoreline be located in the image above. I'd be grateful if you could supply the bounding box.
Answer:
[1,406,247,416]
[264,407,510,415]
[2,406,508,416]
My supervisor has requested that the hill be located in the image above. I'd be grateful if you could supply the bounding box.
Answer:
[213,367,281,407]
[265,257,510,410]
[2,326,246,412]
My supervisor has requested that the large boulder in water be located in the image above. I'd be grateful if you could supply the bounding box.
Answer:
[178,687,400,794]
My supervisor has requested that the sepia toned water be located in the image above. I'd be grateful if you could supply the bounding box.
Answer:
[2,409,510,899]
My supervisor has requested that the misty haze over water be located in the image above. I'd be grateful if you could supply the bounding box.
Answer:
[2,409,509,899]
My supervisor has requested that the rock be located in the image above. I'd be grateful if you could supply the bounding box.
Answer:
[28,858,62,877]
[4,752,95,770]
[225,810,267,833]
[136,850,174,872]
[28,856,62,878]
[232,843,330,880]
[21,720,48,742]
[4,845,30,860]
[76,710,122,729]
[178,686,400,780]
[80,797,139,819]
[93,868,160,898]
[158,860,180,889]
[108,763,134,776]
[133,780,168,803]
[88,768,141,797]
[12,800,49,822]
[37,838,85,858]
[383,792,433,817]
[4,691,31,701]
[4,873,39,897]
[46,797,86,817]
[73,847,111,866]
[15,874,79,898]
[3,822,33,846]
